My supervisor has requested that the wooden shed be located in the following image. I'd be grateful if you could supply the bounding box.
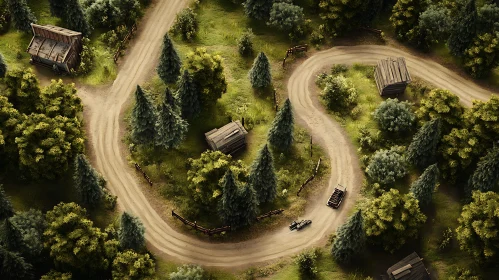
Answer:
[26,24,83,72]
[374,57,412,96]
[382,252,430,280]
[205,121,248,155]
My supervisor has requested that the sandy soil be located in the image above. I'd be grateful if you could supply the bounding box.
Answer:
[76,0,496,268]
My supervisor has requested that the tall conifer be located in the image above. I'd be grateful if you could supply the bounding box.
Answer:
[410,164,439,208]
[249,52,272,89]
[447,0,478,56]
[65,0,91,35]
[6,0,37,32]
[0,185,14,220]
[157,33,181,84]
[48,0,67,18]
[237,184,258,228]
[219,170,240,228]
[73,154,102,207]
[248,144,277,204]
[118,212,145,251]
[469,146,499,192]
[268,99,294,150]
[0,247,33,280]
[176,70,200,119]
[331,210,365,264]
[155,98,188,149]
[1,219,22,252]
[131,85,156,144]
[406,118,441,169]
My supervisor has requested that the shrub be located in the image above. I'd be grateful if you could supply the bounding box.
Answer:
[438,227,453,251]
[170,264,204,280]
[358,127,380,152]
[171,7,198,41]
[331,64,348,75]
[73,38,95,75]
[296,250,318,278]
[321,75,358,111]
[366,147,407,185]
[237,29,254,56]
[373,98,415,133]
[310,30,325,45]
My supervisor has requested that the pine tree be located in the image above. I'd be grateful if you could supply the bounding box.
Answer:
[1,219,22,252]
[131,85,156,144]
[249,52,272,89]
[176,70,200,119]
[406,118,441,169]
[268,99,294,150]
[48,0,67,18]
[6,0,37,32]
[155,99,188,149]
[331,210,365,264]
[163,88,178,112]
[248,144,277,204]
[243,0,274,20]
[0,53,6,78]
[157,33,181,84]
[447,0,478,57]
[0,247,34,280]
[237,184,258,228]
[65,0,91,35]
[0,185,14,220]
[118,212,145,251]
[219,170,240,228]
[73,154,102,207]
[469,146,499,192]
[410,164,439,208]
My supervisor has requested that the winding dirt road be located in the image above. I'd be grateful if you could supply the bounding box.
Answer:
[77,0,495,268]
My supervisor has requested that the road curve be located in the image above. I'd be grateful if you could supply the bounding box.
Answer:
[77,0,495,268]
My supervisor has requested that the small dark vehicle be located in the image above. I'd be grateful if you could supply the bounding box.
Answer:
[327,184,347,209]
[296,220,312,231]
[289,221,299,230]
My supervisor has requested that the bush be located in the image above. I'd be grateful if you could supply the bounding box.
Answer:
[331,64,348,75]
[267,2,305,39]
[0,0,10,34]
[171,7,198,41]
[358,127,380,153]
[366,147,407,185]
[373,98,415,134]
[321,75,358,112]
[438,227,453,251]
[296,250,318,278]
[237,29,253,56]
[310,30,325,46]
[72,37,95,75]
[170,264,204,280]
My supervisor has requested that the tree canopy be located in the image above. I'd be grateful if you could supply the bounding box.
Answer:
[243,0,274,20]
[439,128,480,181]
[447,0,478,57]
[268,99,294,150]
[39,80,82,119]
[111,250,155,280]
[176,70,200,119]
[373,98,415,134]
[118,212,145,252]
[65,0,91,35]
[155,98,188,149]
[0,185,14,220]
[8,209,46,259]
[410,164,439,208]
[170,264,204,280]
[331,210,365,264]
[171,7,198,41]
[130,85,156,145]
[73,154,103,207]
[157,33,181,84]
[321,75,358,111]
[390,0,427,41]
[249,52,272,89]
[248,144,277,204]
[6,0,37,32]
[406,118,441,169]
[366,147,407,185]
[416,89,464,131]
[469,146,499,192]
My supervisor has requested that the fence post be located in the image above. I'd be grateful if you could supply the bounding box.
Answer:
[310,136,313,158]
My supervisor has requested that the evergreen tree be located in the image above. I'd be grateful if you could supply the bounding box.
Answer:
[469,146,499,192]
[331,210,365,264]
[6,0,37,32]
[1,219,22,252]
[0,247,34,280]
[157,33,181,84]
[248,144,277,204]
[448,0,478,57]
[238,29,253,56]
[390,0,427,41]
[176,70,200,119]
[163,88,178,112]
[48,0,67,18]
[319,0,369,36]
[65,0,91,35]
[118,212,145,251]
[243,0,274,20]
[219,170,240,228]
[0,53,6,78]
[407,118,441,169]
[268,99,294,150]
[131,85,156,144]
[155,98,188,149]
[249,52,272,89]
[237,184,258,228]
[73,154,102,207]
[0,185,14,220]
[9,209,46,260]
[410,164,439,208]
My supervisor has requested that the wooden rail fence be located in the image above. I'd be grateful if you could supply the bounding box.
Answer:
[172,210,231,235]
[134,163,153,186]
[296,157,322,196]
[283,44,308,68]
[113,23,138,63]
[256,209,284,221]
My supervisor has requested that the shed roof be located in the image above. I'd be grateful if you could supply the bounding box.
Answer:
[376,57,412,87]
[205,121,248,151]
[27,24,82,64]
[386,252,430,280]
[32,24,82,37]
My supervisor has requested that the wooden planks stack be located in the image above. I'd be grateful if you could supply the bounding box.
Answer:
[374,57,412,96]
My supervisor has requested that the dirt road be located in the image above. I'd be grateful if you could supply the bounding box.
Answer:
[77,0,495,267]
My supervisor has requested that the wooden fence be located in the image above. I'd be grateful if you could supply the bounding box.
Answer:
[172,210,231,235]
[296,157,322,196]
[256,209,284,221]
[113,23,138,63]
[134,163,153,186]
[283,44,308,68]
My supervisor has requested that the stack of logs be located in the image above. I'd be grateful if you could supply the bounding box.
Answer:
[282,44,308,67]
[172,210,231,236]
[134,163,153,186]
[296,157,322,196]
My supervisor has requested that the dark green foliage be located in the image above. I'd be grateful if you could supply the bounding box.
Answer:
[319,0,369,36]
[249,52,272,89]
[237,29,253,56]
[157,33,181,84]
[464,32,499,78]
[9,209,46,259]
[41,271,72,280]
[1,219,22,252]
[268,99,294,150]
[6,0,36,32]
[267,2,304,35]
[373,98,415,133]
[0,53,6,78]
[118,212,145,251]
[366,147,407,185]
[86,0,119,29]
[417,5,452,46]
[185,48,227,106]
[365,0,383,24]
[73,154,102,207]
[416,89,464,131]
[243,0,274,20]
[0,246,34,280]
[410,164,439,208]
[447,0,478,57]
[249,144,277,204]
[237,184,258,228]
[65,0,91,35]
[0,1,10,34]
[478,3,499,33]
[163,88,177,111]
[321,75,358,111]
[73,37,95,75]
[131,85,156,144]
[407,118,441,169]
[176,70,200,119]
[331,210,365,264]
[155,98,188,149]
[171,7,198,41]
[110,0,142,26]
[219,170,241,228]
[295,250,318,278]
[390,0,427,40]
[170,264,204,280]
[49,0,67,17]
[0,185,13,220]
[469,146,499,192]
[4,68,41,114]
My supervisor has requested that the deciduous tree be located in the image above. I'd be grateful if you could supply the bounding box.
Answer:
[237,29,253,57]
[366,147,407,185]
[110,0,142,26]
[157,33,181,84]
[407,118,441,169]
[130,85,156,144]
[390,0,427,40]
[321,75,358,111]
[464,95,499,147]
[6,0,37,32]
[268,99,294,150]
[267,2,304,33]
[111,250,155,280]
[439,128,480,181]
[48,0,67,18]
[39,79,82,118]
[249,52,272,89]
[373,98,415,134]
[176,70,200,119]
[73,154,102,207]
[410,164,439,208]
[319,0,368,36]
[248,144,277,204]
[448,0,478,57]
[4,68,41,114]
[331,210,365,264]
[469,146,499,192]
[416,89,464,131]
[118,212,145,251]
[243,0,274,20]
[464,32,499,78]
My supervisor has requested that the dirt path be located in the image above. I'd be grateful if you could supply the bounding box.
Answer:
[77,0,496,267]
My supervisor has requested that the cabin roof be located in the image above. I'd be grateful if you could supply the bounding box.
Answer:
[375,57,412,87]
[32,24,82,37]
[205,121,248,152]
[27,24,82,64]
[386,252,430,280]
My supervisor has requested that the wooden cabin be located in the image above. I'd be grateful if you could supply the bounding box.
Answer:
[26,24,83,72]
[374,57,412,96]
[205,121,248,155]
[382,252,430,280]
